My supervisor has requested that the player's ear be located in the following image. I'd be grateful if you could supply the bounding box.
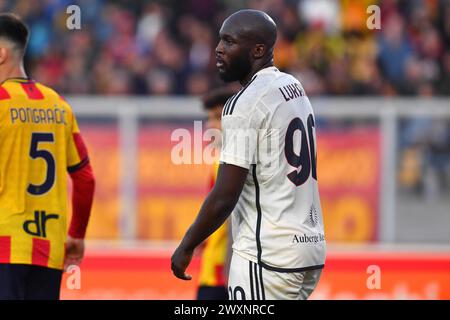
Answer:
[253,44,265,59]
[0,47,8,65]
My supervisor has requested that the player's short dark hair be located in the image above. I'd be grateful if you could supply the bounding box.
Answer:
[202,87,236,110]
[0,13,29,55]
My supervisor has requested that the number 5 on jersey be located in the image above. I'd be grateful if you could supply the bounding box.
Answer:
[28,132,55,195]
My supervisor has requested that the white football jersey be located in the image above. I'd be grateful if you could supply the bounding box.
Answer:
[220,66,326,272]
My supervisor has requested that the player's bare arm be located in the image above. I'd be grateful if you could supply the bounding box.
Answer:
[171,163,248,280]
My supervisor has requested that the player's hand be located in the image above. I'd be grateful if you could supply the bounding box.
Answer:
[171,245,193,281]
[64,236,85,271]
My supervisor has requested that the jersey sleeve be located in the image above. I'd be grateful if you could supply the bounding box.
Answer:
[66,111,90,173]
[219,104,265,169]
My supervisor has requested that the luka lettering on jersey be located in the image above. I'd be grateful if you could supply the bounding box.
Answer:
[278,82,305,102]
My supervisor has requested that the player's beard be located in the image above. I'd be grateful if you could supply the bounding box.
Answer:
[218,53,252,83]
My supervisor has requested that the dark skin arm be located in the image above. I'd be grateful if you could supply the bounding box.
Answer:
[171,163,248,280]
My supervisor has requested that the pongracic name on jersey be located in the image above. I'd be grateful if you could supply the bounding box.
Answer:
[10,106,67,125]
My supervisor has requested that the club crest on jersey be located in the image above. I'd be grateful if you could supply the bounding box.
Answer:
[309,205,318,227]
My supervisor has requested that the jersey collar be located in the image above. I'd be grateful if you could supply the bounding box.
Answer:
[1,77,34,85]
[241,66,278,87]
[254,66,279,76]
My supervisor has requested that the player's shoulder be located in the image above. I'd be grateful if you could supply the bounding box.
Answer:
[35,81,75,114]
[0,82,11,104]
[0,79,70,106]
[222,67,292,118]
[0,79,25,102]
[34,82,69,103]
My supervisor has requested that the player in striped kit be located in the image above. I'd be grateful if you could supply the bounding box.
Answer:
[0,13,95,300]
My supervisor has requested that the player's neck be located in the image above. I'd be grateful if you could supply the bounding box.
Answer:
[240,60,274,86]
[0,63,28,84]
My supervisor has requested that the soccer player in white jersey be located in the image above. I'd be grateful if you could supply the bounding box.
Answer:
[171,9,326,300]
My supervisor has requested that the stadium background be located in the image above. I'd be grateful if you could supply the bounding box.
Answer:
[3,0,450,299]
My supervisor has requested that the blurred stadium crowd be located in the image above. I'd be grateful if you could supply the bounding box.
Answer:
[2,0,449,197]
[2,0,449,96]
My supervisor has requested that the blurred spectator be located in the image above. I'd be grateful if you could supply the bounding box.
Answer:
[146,68,174,95]
[299,0,340,34]
[0,0,445,97]
[136,3,165,51]
[377,13,413,90]
[186,72,210,96]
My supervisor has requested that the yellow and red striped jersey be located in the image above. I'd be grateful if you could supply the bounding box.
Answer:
[198,161,229,287]
[0,78,88,270]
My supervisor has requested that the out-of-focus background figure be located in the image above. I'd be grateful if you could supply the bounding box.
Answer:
[196,87,236,300]
[1,0,448,299]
